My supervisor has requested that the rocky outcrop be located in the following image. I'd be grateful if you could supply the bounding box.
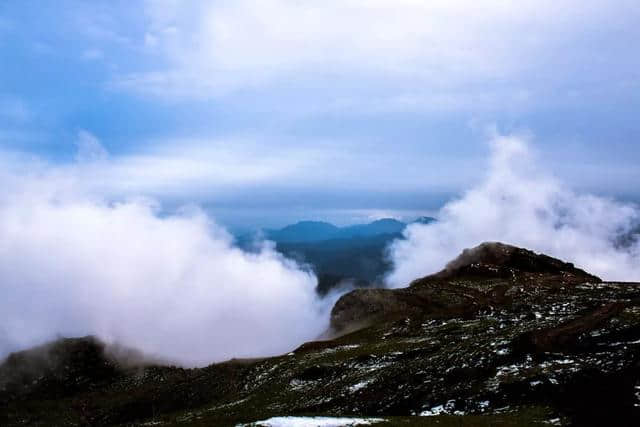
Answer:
[331,242,601,333]
[432,242,600,282]
[0,336,122,400]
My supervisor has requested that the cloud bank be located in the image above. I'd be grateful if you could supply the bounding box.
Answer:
[119,0,640,109]
[0,152,331,367]
[387,134,640,286]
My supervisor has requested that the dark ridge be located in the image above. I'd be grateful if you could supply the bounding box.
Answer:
[425,242,601,283]
[331,242,602,334]
[0,336,120,401]
[0,336,159,404]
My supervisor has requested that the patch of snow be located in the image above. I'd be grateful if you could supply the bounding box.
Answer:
[349,380,372,393]
[206,397,249,412]
[289,379,308,390]
[609,338,640,347]
[318,345,360,356]
[420,404,446,416]
[239,416,384,426]
[420,399,459,416]
[496,364,521,376]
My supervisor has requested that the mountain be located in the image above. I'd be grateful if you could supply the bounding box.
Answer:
[258,217,436,244]
[3,243,640,426]
[263,221,340,243]
[238,217,437,295]
[276,232,401,295]
[337,218,406,239]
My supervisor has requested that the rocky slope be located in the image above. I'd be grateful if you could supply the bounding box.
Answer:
[2,242,640,426]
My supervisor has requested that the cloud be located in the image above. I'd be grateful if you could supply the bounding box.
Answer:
[75,130,109,162]
[387,133,640,287]
[59,135,330,201]
[1,130,475,208]
[0,151,333,367]
[113,0,640,105]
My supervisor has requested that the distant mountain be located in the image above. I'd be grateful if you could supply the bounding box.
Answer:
[261,217,436,244]
[263,221,340,243]
[235,217,437,295]
[276,232,401,295]
[338,218,406,238]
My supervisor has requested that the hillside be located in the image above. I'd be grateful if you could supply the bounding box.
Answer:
[3,243,640,426]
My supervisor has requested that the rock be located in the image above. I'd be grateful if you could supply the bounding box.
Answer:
[433,242,600,282]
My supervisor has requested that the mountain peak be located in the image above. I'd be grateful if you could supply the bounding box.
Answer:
[332,242,603,334]
[429,242,601,283]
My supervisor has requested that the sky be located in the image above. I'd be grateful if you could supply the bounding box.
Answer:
[1,0,640,229]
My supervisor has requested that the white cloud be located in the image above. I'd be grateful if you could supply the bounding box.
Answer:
[0,152,333,366]
[387,133,640,287]
[64,135,331,200]
[114,0,638,103]
[1,130,474,205]
[75,130,109,163]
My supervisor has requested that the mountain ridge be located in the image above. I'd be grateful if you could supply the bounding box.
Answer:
[254,217,436,244]
[237,217,437,295]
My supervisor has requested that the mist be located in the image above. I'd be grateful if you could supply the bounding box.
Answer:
[0,159,332,367]
[387,133,640,287]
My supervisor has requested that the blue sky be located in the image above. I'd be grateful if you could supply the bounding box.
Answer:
[1,0,640,228]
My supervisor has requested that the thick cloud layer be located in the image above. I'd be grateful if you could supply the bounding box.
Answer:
[0,162,330,366]
[132,0,640,104]
[387,134,640,287]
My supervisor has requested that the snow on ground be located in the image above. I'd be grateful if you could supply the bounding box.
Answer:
[239,416,384,426]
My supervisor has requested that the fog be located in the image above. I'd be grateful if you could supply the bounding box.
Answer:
[387,134,640,287]
[0,157,332,367]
